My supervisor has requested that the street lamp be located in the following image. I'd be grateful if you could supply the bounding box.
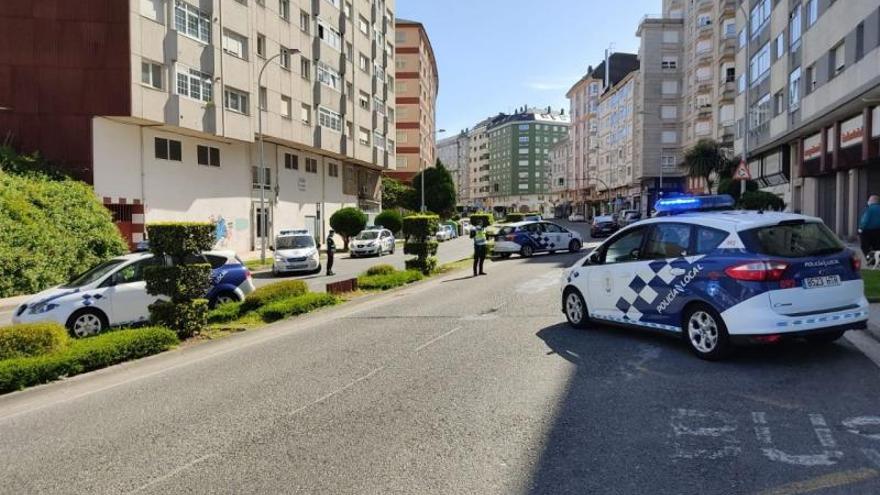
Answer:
[431,128,447,212]
[257,47,300,264]
[739,2,751,198]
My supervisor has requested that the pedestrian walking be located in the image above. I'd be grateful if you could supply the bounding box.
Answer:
[471,224,487,277]
[859,195,880,256]
[326,230,336,276]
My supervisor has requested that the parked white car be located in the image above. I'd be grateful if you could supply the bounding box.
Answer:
[273,230,321,275]
[568,213,586,222]
[351,228,395,257]
[435,226,452,242]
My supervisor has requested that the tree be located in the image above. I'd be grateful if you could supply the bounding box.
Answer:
[683,139,729,193]
[717,178,758,201]
[381,176,416,211]
[329,207,367,250]
[739,190,785,211]
[412,160,456,217]
[403,214,439,274]
[375,210,403,234]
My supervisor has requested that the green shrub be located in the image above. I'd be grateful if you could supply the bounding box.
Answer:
[402,215,440,239]
[403,241,439,257]
[145,223,215,260]
[365,264,396,276]
[207,301,244,324]
[375,210,403,234]
[403,215,440,275]
[148,299,209,339]
[739,190,786,211]
[257,293,339,323]
[241,280,309,312]
[405,256,437,274]
[358,270,424,290]
[0,323,69,360]
[0,327,178,394]
[330,207,368,250]
[144,264,212,302]
[0,166,128,298]
[505,213,525,223]
[470,213,494,228]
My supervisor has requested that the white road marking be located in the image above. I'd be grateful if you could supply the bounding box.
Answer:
[843,416,880,441]
[126,453,219,494]
[289,366,386,417]
[752,411,843,466]
[414,326,463,352]
[810,414,838,449]
[671,409,741,459]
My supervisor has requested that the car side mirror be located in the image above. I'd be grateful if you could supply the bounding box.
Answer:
[587,252,602,265]
[629,248,640,259]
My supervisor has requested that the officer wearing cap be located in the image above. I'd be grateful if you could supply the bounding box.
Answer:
[471,223,488,277]
[326,230,336,276]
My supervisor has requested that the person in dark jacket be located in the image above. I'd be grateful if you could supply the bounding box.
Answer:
[326,230,336,276]
[860,195,880,255]
[470,224,488,277]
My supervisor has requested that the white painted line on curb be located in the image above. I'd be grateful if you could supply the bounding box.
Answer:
[414,326,463,352]
[844,331,880,369]
[289,366,386,417]
[126,453,219,494]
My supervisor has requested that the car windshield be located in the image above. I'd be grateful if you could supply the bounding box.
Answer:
[277,236,315,249]
[740,221,844,257]
[357,231,380,240]
[62,259,128,288]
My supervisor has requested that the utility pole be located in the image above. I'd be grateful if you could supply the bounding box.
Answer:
[739,2,751,198]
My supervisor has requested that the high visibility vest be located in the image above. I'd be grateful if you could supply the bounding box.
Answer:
[474,229,487,246]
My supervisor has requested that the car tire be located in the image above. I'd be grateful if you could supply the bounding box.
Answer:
[563,288,590,329]
[66,308,108,338]
[682,304,731,361]
[805,329,846,345]
[211,291,239,309]
[520,245,534,258]
[568,239,582,253]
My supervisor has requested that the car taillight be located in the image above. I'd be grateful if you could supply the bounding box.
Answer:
[724,261,789,281]
[852,252,862,272]
[506,234,516,241]
[245,269,252,279]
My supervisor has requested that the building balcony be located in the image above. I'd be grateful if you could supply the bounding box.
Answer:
[695,48,713,64]
[719,80,736,100]
[717,38,736,59]
[696,105,713,118]
[719,0,736,16]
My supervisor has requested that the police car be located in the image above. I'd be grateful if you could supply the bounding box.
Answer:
[492,221,583,258]
[13,251,254,337]
[273,230,321,275]
[560,195,868,360]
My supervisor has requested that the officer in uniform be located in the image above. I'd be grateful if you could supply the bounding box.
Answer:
[326,230,336,276]
[471,224,487,277]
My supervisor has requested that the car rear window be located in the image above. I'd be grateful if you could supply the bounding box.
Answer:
[496,226,515,236]
[739,221,844,257]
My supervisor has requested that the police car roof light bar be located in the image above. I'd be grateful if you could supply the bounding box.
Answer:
[654,194,736,216]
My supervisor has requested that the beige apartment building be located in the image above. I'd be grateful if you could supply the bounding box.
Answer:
[467,118,495,208]
[389,18,438,183]
[0,0,397,253]
[549,135,572,213]
[436,131,470,205]
[596,71,640,213]
[566,72,603,217]
[734,0,880,240]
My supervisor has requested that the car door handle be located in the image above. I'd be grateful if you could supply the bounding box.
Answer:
[670,268,686,276]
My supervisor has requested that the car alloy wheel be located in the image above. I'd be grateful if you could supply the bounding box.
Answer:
[569,240,582,253]
[521,245,534,257]
[72,312,103,337]
[688,310,719,354]
[564,289,589,329]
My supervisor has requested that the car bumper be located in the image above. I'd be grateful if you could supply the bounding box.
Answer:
[12,309,67,327]
[273,259,320,273]
[351,246,381,256]
[492,240,522,253]
[720,294,870,336]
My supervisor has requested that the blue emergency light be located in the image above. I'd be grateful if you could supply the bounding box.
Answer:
[653,194,735,216]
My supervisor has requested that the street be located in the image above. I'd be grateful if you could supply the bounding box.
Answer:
[3,221,880,494]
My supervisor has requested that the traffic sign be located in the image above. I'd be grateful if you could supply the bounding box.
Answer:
[733,159,751,181]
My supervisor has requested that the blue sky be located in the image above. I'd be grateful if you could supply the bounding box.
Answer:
[396,0,659,136]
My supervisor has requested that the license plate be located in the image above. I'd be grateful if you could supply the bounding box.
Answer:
[288,263,306,268]
[803,275,841,289]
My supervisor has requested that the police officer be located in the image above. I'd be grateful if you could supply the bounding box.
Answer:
[326,229,336,276]
[860,195,880,256]
[471,223,487,277]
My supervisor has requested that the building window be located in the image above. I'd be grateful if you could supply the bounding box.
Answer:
[830,42,845,76]
[222,29,247,59]
[807,0,817,26]
[279,0,290,21]
[374,132,385,150]
[224,88,249,114]
[252,166,271,190]
[176,67,213,102]
[358,53,369,72]
[790,6,802,49]
[328,162,339,177]
[806,65,816,93]
[661,80,679,95]
[750,0,771,38]
[750,43,771,85]
[280,95,292,119]
[661,131,677,144]
[279,47,290,69]
[358,91,369,110]
[660,155,676,172]
[299,10,309,33]
[774,90,785,115]
[358,16,369,35]
[301,103,311,124]
[776,33,785,59]
[257,33,266,58]
[197,145,220,167]
[174,1,210,44]
[258,86,267,110]
[317,20,341,50]
[284,152,298,170]
[141,61,163,89]
[373,96,385,115]
[660,105,677,119]
[318,106,342,132]
[358,127,370,146]
[343,1,352,18]
[155,138,182,161]
[856,23,865,61]
[317,62,341,90]
[300,58,311,80]
[305,158,318,173]
[789,67,801,112]
[661,56,677,69]
[345,42,353,61]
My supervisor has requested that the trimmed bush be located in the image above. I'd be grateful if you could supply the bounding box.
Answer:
[144,264,212,303]
[145,222,215,259]
[0,166,128,298]
[403,241,439,258]
[470,213,494,228]
[207,301,244,324]
[505,213,525,223]
[365,264,396,276]
[0,327,178,394]
[403,215,440,275]
[241,280,308,313]
[375,210,403,235]
[330,207,368,250]
[257,293,339,323]
[358,270,424,291]
[0,323,69,360]
[149,299,209,339]
[405,257,437,274]
[402,215,439,239]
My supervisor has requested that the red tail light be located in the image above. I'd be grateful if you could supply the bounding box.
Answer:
[724,261,789,281]
[852,252,862,272]
[245,269,252,279]
[506,234,516,241]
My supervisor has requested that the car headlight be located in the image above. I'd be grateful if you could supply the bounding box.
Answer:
[310,251,319,259]
[274,254,283,261]
[29,302,59,315]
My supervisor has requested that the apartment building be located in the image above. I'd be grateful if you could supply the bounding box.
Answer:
[596,71,640,213]
[734,0,880,240]
[548,135,572,216]
[0,0,396,254]
[436,131,470,206]
[389,18,438,183]
[636,15,687,214]
[486,108,570,214]
[467,118,495,208]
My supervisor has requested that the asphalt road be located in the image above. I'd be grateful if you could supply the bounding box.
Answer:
[3,221,880,494]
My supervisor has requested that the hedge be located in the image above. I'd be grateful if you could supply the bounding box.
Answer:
[405,257,437,274]
[365,264,396,276]
[144,264,212,302]
[403,240,439,258]
[0,327,179,394]
[257,293,339,323]
[0,168,128,298]
[470,213,494,228]
[149,299,209,338]
[241,280,309,313]
[403,215,439,275]
[0,323,69,361]
[358,270,424,291]
[207,301,244,324]
[145,222,215,259]
[402,215,440,239]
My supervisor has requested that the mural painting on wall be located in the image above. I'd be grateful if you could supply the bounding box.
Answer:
[210,215,234,248]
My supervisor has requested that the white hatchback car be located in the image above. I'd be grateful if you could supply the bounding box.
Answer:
[350,228,395,257]
[273,230,321,275]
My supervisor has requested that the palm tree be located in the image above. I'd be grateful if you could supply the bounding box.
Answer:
[683,139,728,193]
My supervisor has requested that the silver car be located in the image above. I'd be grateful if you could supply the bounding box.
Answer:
[350,229,395,257]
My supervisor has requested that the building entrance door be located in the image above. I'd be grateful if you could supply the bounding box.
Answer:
[252,204,273,251]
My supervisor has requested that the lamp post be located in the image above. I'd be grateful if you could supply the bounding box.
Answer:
[431,128,447,213]
[257,48,300,264]
[739,2,751,198]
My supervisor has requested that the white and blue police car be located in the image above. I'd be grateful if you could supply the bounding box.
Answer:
[493,221,583,258]
[560,195,869,360]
